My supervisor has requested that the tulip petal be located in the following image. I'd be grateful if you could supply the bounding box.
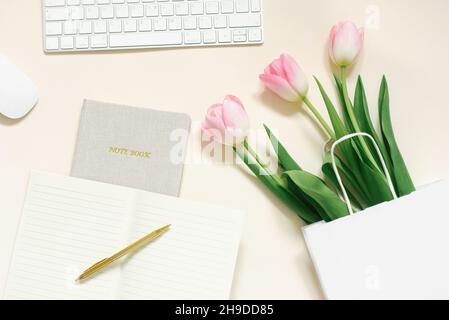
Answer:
[328,25,338,63]
[222,95,250,132]
[203,103,227,144]
[205,103,226,131]
[268,57,287,78]
[259,74,300,102]
[281,53,309,97]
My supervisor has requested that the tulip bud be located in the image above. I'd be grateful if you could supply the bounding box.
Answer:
[259,54,309,102]
[202,95,250,146]
[329,21,364,67]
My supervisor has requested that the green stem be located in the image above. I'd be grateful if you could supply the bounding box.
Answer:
[234,145,283,186]
[341,66,379,168]
[241,141,285,186]
[303,97,336,140]
[341,66,358,129]
[244,139,268,168]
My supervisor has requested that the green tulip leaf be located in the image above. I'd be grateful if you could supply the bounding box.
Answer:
[314,76,348,138]
[379,76,416,196]
[264,124,302,171]
[233,147,321,224]
[284,170,350,222]
[358,158,395,205]
[354,76,394,175]
[334,74,354,132]
[285,178,330,221]
[283,171,331,221]
[322,152,366,210]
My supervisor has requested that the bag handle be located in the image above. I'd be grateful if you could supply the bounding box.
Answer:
[330,132,398,215]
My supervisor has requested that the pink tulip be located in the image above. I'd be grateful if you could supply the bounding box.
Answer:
[202,95,250,145]
[329,21,364,67]
[259,54,309,102]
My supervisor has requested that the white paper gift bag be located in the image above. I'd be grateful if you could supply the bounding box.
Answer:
[303,133,449,300]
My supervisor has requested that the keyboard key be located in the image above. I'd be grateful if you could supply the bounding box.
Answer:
[218,29,231,43]
[130,4,144,17]
[183,17,197,30]
[91,34,108,48]
[70,7,84,20]
[199,16,212,29]
[236,0,250,13]
[109,20,122,33]
[109,32,183,47]
[45,0,65,7]
[233,29,247,42]
[248,28,262,42]
[86,6,99,19]
[45,8,69,21]
[76,35,89,49]
[79,21,92,34]
[100,6,114,19]
[64,21,77,35]
[45,37,59,50]
[168,17,182,31]
[138,19,152,32]
[221,0,234,14]
[124,19,137,32]
[93,20,107,33]
[205,1,219,14]
[190,2,204,15]
[203,30,217,44]
[116,5,129,18]
[61,36,74,49]
[46,22,62,35]
[160,3,174,16]
[214,15,227,28]
[153,18,167,31]
[175,3,189,16]
[145,4,159,17]
[184,31,201,44]
[251,0,261,12]
[229,14,261,28]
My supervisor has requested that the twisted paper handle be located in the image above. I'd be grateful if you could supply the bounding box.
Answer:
[330,132,398,215]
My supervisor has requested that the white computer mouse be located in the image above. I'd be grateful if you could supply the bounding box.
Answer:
[0,54,38,119]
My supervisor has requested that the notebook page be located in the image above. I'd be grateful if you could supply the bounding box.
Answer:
[3,172,133,300]
[119,191,244,300]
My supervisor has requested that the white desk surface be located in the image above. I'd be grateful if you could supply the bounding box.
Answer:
[1,0,448,299]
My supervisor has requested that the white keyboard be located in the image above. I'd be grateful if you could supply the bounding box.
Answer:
[42,0,264,52]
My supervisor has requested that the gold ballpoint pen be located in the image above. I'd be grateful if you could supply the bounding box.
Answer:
[77,224,171,282]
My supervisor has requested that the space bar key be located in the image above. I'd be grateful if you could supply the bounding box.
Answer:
[109,32,183,47]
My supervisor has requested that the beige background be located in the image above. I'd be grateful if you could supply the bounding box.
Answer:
[1,0,448,299]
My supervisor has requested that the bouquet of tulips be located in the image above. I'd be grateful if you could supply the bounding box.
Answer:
[202,22,415,225]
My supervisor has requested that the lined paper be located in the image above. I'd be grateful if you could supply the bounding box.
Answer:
[119,192,243,299]
[3,173,132,299]
[3,172,244,300]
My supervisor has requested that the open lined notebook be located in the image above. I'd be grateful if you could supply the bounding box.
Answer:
[3,172,244,300]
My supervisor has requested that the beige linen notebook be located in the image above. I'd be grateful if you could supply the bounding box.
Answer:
[3,172,244,300]
[71,100,191,196]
